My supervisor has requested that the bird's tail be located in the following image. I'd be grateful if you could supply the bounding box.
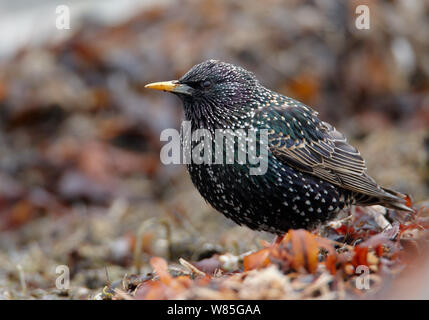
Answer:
[353,187,414,213]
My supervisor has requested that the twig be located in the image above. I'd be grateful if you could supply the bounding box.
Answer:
[179,258,206,277]
[17,264,27,295]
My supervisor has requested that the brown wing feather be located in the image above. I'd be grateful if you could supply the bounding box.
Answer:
[263,104,393,200]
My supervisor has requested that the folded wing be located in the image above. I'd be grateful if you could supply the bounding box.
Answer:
[258,99,410,209]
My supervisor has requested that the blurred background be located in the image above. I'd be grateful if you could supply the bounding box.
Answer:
[0,0,428,299]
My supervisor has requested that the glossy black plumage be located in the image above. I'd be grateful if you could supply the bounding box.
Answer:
[146,60,413,234]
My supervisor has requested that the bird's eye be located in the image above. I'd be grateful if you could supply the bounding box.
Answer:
[201,80,212,89]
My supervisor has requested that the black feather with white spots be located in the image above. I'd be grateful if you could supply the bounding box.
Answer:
[168,60,412,234]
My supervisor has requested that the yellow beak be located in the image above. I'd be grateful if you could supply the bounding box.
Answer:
[145,80,192,95]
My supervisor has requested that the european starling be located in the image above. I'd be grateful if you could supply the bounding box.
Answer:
[145,60,413,235]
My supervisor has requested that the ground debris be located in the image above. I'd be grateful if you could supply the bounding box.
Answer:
[104,205,429,300]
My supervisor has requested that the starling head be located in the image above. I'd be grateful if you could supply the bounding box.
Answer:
[145,60,259,124]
